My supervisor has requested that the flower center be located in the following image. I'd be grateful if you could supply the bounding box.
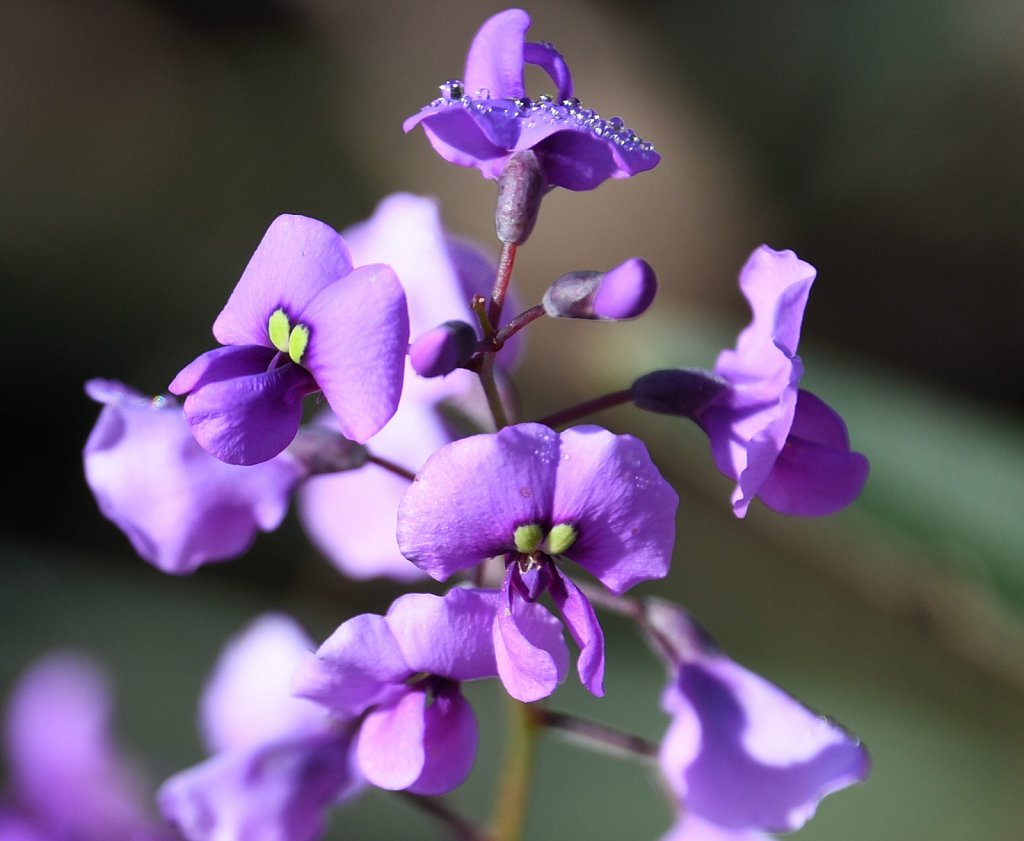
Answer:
[268,308,310,365]
[513,522,577,556]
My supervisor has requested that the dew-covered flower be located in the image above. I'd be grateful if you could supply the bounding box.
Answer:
[83,379,302,574]
[404,8,659,191]
[644,600,870,838]
[158,614,361,841]
[397,423,678,701]
[169,214,409,465]
[632,246,869,517]
[1,653,176,841]
[294,589,512,795]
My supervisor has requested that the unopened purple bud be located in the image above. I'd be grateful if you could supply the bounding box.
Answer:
[543,258,657,321]
[495,151,547,244]
[631,369,729,418]
[410,320,478,378]
[288,425,369,475]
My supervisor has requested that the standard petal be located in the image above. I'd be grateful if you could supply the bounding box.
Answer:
[548,571,605,696]
[551,426,677,593]
[299,263,409,444]
[463,8,530,100]
[212,215,353,348]
[397,424,560,579]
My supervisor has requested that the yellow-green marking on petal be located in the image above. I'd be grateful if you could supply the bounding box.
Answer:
[544,523,577,555]
[514,523,544,554]
[268,309,292,353]
[288,323,309,364]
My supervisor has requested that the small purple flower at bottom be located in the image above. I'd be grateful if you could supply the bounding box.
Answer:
[396,423,678,701]
[169,214,409,465]
[404,8,659,191]
[83,379,302,574]
[294,589,516,795]
[1,653,176,841]
[158,614,361,841]
[644,600,869,838]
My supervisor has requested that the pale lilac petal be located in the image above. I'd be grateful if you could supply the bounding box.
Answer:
[493,567,569,702]
[397,424,561,578]
[200,614,324,755]
[660,814,772,841]
[408,685,478,795]
[385,590,499,681]
[84,380,300,574]
[159,729,360,841]
[212,215,353,348]
[299,263,408,443]
[756,390,870,516]
[292,615,410,718]
[552,426,677,593]
[463,9,530,100]
[356,690,426,791]
[548,571,605,696]
[522,40,573,101]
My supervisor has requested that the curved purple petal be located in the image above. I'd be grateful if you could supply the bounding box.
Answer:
[403,104,521,179]
[756,390,870,516]
[212,215,353,348]
[84,380,300,574]
[385,589,499,681]
[463,8,530,100]
[548,571,605,696]
[408,684,478,795]
[552,425,677,593]
[523,40,573,101]
[397,424,561,579]
[356,689,427,791]
[299,263,409,444]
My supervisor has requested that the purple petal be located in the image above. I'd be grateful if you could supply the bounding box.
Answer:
[548,571,606,696]
[463,9,530,100]
[385,590,499,681]
[543,259,657,321]
[84,380,300,574]
[159,729,360,841]
[521,124,659,190]
[756,390,870,516]
[660,814,772,841]
[493,566,569,702]
[292,615,410,719]
[212,214,353,348]
[397,424,561,579]
[199,614,324,755]
[409,321,477,378]
[403,105,521,179]
[408,684,478,795]
[171,345,316,465]
[523,40,573,101]
[552,426,677,593]
[299,263,409,444]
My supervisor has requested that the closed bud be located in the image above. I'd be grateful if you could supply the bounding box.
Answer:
[495,150,547,244]
[409,320,478,378]
[288,426,369,475]
[542,258,657,320]
[631,369,729,418]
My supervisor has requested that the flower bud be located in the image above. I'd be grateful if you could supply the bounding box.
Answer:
[495,151,547,244]
[631,369,729,418]
[288,426,369,475]
[409,320,478,378]
[542,258,657,321]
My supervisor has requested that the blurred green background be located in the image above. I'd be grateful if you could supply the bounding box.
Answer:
[2,0,1023,838]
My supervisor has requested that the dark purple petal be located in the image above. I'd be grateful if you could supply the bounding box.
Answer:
[463,8,530,100]
[396,424,561,579]
[756,390,870,516]
[298,263,409,444]
[552,425,677,593]
[212,215,353,348]
[548,571,606,696]
[385,590,499,682]
[522,40,573,101]
[523,124,659,190]
[83,380,300,574]
[631,369,731,419]
[406,684,478,796]
[403,105,521,179]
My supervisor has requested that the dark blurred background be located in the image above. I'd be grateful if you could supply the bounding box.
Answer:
[3,1,1023,839]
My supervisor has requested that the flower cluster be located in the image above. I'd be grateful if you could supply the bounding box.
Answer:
[73,7,870,841]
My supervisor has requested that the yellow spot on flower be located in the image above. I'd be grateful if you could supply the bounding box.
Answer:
[288,323,309,364]
[544,523,577,555]
[268,309,291,353]
[514,523,544,554]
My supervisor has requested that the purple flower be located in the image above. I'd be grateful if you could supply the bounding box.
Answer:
[633,246,868,517]
[158,614,361,841]
[169,214,409,465]
[396,423,678,701]
[644,600,869,837]
[1,653,176,841]
[404,8,659,191]
[83,379,302,574]
[294,589,510,794]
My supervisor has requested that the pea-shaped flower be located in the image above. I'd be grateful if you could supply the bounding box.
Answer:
[170,214,409,465]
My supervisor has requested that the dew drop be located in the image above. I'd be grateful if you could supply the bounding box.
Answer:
[440,79,464,101]
[475,87,491,99]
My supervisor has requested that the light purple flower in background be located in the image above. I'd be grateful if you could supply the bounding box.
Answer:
[644,600,869,838]
[404,8,659,190]
[659,815,771,841]
[397,423,678,701]
[1,653,175,841]
[294,589,512,795]
[158,614,361,841]
[169,214,409,465]
[83,379,302,574]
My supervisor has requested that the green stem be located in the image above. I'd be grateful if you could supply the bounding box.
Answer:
[490,698,540,841]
